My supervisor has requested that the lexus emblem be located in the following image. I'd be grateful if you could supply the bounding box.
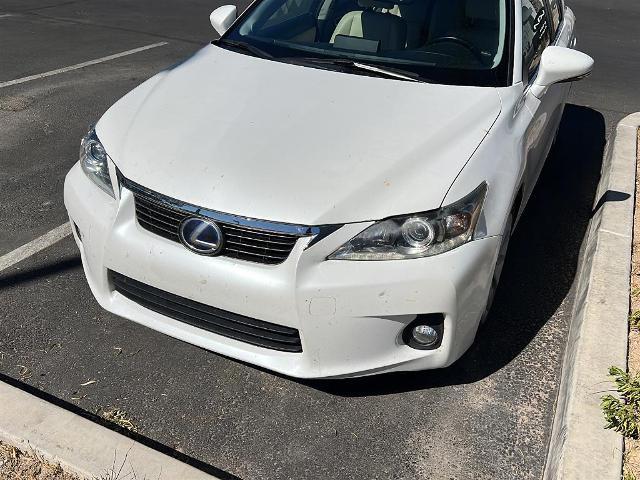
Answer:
[178,217,224,255]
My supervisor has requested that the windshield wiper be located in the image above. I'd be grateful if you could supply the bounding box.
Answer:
[213,39,273,59]
[293,57,426,83]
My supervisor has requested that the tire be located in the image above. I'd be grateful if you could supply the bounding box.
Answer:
[480,212,514,325]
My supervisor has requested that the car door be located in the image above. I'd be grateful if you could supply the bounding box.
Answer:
[521,0,572,201]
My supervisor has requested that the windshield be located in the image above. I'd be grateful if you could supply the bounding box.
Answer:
[222,0,511,86]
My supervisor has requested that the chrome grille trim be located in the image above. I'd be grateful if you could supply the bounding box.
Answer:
[118,174,340,265]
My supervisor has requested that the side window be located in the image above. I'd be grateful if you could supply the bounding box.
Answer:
[522,0,551,80]
[263,0,316,28]
[547,0,563,37]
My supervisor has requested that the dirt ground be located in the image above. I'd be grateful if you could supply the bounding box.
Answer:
[623,131,640,478]
[0,441,80,480]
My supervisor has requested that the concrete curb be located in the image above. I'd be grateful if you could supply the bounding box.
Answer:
[0,381,218,479]
[543,113,640,479]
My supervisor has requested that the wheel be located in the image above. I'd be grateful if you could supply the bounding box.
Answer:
[480,212,514,325]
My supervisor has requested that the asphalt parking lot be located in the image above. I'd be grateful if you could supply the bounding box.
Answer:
[1,1,639,479]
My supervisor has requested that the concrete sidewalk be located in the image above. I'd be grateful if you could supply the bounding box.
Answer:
[544,113,639,479]
[0,380,220,480]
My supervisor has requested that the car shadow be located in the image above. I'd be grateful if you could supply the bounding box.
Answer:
[306,104,607,397]
[0,256,81,290]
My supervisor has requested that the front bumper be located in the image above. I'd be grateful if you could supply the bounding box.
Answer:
[64,162,501,379]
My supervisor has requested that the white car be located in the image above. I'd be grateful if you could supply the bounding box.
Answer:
[64,0,593,378]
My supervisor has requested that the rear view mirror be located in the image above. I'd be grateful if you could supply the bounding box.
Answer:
[531,46,594,97]
[210,5,237,36]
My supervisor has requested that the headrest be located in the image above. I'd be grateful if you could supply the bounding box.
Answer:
[466,1,498,21]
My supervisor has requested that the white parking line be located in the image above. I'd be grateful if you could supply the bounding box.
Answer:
[0,223,72,272]
[0,41,168,89]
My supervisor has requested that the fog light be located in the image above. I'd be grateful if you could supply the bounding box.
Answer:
[412,324,439,346]
[402,313,444,350]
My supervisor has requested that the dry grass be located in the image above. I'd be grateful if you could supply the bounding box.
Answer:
[623,129,640,479]
[0,441,145,480]
[0,441,81,480]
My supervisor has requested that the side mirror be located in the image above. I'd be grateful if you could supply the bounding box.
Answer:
[210,5,237,36]
[531,46,594,98]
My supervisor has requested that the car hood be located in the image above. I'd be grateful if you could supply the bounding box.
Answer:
[97,44,501,225]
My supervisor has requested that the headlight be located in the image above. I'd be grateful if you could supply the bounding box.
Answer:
[80,126,114,197]
[328,182,487,261]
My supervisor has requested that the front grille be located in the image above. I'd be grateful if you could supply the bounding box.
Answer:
[110,271,303,352]
[129,186,300,265]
